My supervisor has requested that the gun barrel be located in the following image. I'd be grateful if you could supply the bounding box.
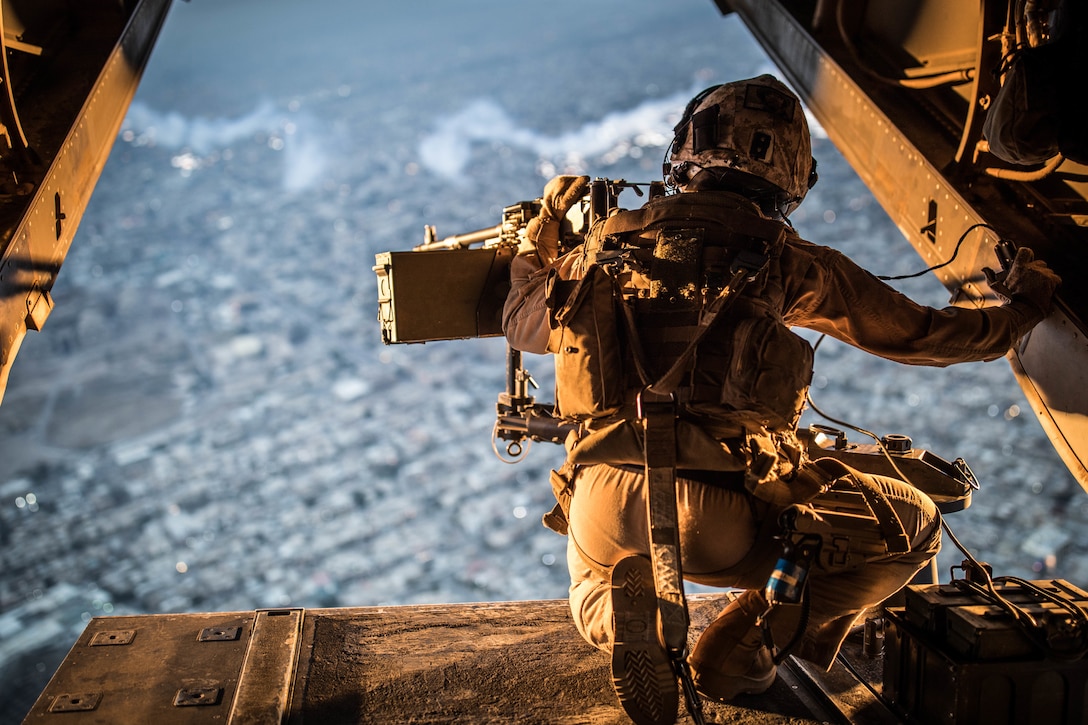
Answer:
[415,224,502,251]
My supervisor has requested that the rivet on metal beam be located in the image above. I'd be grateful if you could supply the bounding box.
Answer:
[90,629,136,646]
[174,687,223,707]
[199,626,242,642]
[49,693,102,712]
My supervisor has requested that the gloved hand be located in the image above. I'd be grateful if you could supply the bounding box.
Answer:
[997,247,1061,316]
[521,175,590,264]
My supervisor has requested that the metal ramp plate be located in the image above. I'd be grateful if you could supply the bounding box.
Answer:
[24,595,892,724]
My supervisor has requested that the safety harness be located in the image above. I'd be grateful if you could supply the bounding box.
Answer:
[633,255,769,720]
[543,191,909,721]
[545,192,789,717]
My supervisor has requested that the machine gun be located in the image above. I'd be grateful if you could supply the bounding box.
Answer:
[374,179,662,459]
[372,178,988,485]
[373,179,982,499]
[373,178,655,343]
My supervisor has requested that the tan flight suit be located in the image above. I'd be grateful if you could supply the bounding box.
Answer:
[503,190,1045,668]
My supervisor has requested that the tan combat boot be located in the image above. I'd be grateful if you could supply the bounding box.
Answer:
[688,589,777,702]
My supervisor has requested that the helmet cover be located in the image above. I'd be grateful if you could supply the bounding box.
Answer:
[669,75,813,205]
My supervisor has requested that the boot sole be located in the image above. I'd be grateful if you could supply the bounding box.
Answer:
[610,555,678,725]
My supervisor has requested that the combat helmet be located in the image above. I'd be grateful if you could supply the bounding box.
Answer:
[666,74,817,214]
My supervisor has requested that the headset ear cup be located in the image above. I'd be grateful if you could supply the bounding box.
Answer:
[664,160,686,190]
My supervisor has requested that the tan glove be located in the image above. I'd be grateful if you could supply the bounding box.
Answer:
[1000,247,1061,315]
[523,175,589,264]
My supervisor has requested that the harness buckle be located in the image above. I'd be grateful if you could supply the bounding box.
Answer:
[635,387,676,420]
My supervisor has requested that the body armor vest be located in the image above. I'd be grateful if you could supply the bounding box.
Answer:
[548,191,813,430]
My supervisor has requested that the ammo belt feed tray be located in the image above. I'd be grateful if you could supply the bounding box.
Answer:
[884,580,1088,724]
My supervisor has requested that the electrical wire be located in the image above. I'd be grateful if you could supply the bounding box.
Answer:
[875,222,997,281]
[807,375,1088,658]
[807,242,1088,659]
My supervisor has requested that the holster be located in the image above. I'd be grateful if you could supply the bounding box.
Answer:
[786,457,911,572]
[542,463,577,536]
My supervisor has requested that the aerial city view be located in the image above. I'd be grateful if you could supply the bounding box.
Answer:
[1,0,1085,718]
